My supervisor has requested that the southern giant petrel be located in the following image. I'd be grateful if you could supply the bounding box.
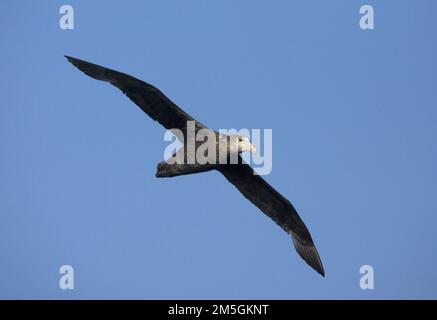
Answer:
[65,56,325,277]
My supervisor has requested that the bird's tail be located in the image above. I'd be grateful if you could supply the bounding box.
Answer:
[155,161,215,178]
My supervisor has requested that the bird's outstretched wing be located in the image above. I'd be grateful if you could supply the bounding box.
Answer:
[65,56,206,133]
[218,156,325,277]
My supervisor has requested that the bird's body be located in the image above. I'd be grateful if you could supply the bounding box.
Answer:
[65,55,325,277]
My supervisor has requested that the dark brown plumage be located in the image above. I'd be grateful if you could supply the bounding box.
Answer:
[66,55,325,277]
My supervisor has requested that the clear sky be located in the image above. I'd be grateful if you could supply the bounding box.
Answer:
[1,0,436,299]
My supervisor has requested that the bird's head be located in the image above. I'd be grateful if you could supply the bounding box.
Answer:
[229,135,256,154]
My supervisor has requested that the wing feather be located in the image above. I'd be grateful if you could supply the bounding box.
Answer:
[218,157,325,277]
[65,55,206,133]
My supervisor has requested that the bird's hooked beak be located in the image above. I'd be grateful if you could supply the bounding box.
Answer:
[249,144,257,153]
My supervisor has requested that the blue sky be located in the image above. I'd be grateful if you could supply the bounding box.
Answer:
[1,0,436,299]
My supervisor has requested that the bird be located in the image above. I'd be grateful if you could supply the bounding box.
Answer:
[65,55,325,277]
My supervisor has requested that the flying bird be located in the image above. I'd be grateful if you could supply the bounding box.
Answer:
[65,55,325,277]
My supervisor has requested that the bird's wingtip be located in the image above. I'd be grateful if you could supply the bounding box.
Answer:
[64,55,79,64]
[291,235,325,277]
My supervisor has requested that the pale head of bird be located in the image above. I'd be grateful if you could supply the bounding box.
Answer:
[229,135,256,154]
